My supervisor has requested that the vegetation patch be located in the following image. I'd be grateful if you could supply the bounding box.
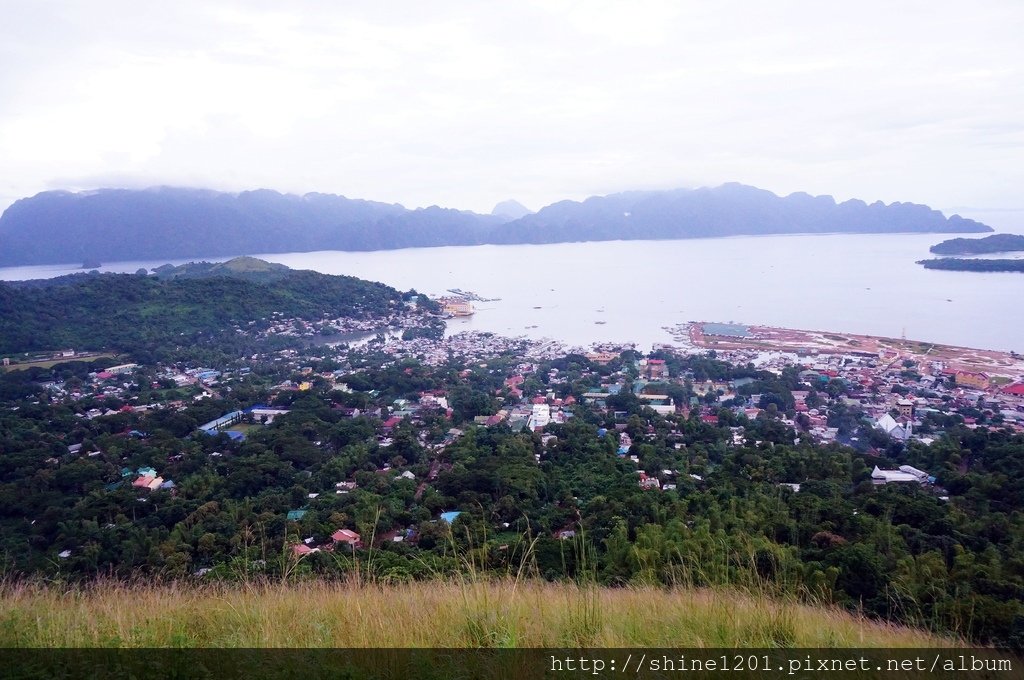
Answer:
[0,579,955,648]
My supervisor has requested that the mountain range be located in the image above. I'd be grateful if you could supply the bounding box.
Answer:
[0,183,991,266]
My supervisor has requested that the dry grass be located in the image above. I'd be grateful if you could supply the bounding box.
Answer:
[0,579,958,648]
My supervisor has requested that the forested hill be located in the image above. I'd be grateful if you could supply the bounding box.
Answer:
[0,184,991,265]
[930,233,1024,255]
[0,261,404,358]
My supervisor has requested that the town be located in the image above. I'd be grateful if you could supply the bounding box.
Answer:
[3,304,1023,644]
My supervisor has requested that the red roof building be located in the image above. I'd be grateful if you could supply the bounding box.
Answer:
[332,529,361,546]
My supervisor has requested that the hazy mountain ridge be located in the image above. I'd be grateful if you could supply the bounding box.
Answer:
[0,184,991,265]
[491,199,533,221]
[493,183,990,243]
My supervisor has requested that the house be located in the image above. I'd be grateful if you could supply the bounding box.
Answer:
[331,529,361,547]
[638,472,660,490]
[646,359,668,379]
[132,475,161,489]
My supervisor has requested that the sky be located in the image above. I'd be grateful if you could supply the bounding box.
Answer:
[1,1,1022,227]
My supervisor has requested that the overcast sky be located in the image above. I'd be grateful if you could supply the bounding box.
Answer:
[1,1,1022,226]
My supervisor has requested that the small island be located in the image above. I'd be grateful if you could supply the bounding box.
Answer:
[917,257,1024,273]
[80,259,102,269]
[930,233,1024,255]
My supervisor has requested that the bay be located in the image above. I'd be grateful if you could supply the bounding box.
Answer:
[2,233,1022,353]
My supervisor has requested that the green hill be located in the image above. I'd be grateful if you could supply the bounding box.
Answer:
[0,260,404,358]
[151,256,292,281]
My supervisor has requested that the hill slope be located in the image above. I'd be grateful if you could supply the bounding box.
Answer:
[0,185,991,265]
[0,580,954,648]
[0,259,403,355]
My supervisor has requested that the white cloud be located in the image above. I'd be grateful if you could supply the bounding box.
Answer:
[0,1,1022,220]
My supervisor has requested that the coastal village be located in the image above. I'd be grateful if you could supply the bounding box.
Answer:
[4,276,1024,646]
[27,316,1023,452]
[11,301,1024,566]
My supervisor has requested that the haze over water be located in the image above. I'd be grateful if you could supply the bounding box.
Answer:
[3,233,1022,353]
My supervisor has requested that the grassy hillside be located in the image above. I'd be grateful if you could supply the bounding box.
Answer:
[0,579,957,648]
[0,265,403,356]
[151,256,292,281]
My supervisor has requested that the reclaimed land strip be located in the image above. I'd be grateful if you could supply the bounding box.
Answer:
[665,322,1024,381]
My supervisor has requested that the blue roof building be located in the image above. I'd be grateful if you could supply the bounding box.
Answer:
[440,511,462,524]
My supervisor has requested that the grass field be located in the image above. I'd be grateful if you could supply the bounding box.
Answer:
[226,422,261,434]
[0,352,116,372]
[0,579,958,648]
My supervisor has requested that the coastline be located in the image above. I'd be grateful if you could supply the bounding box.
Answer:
[666,321,1024,382]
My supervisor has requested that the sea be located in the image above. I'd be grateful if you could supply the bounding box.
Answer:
[3,231,1023,353]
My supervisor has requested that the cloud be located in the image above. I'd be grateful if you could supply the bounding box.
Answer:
[1,1,1022,216]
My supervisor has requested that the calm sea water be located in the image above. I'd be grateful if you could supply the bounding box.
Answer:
[3,233,1023,353]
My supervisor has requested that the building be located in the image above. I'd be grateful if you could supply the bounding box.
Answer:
[875,413,912,442]
[441,299,474,316]
[955,371,989,390]
[585,351,618,365]
[896,399,914,418]
[530,403,551,430]
[198,411,244,434]
[871,465,930,485]
[332,529,361,547]
[105,363,139,375]
[248,406,291,424]
[644,359,668,379]
[1002,382,1024,397]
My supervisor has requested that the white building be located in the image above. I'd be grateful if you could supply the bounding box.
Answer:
[529,403,551,430]
[871,465,929,485]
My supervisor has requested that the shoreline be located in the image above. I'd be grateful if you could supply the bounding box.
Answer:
[664,321,1024,382]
